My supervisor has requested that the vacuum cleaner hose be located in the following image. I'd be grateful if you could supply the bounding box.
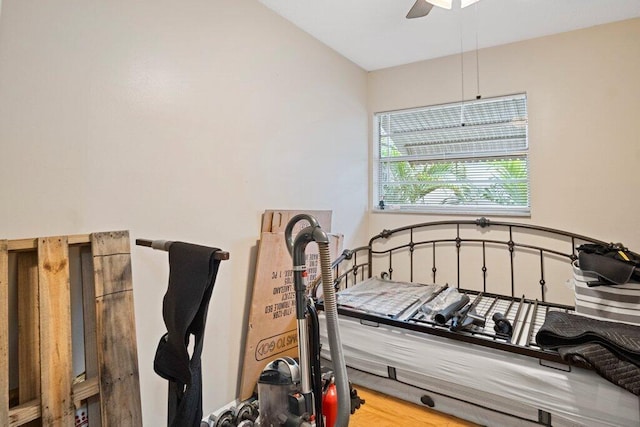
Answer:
[318,242,350,427]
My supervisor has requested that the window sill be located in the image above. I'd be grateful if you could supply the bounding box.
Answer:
[372,206,531,218]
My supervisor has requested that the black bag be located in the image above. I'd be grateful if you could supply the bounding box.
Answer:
[577,243,640,287]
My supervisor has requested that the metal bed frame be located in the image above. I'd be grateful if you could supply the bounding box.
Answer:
[322,217,608,364]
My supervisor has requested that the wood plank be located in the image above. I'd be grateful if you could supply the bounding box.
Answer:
[80,247,101,426]
[261,210,332,233]
[94,293,141,425]
[91,232,142,426]
[17,251,41,427]
[349,385,478,427]
[72,377,99,408]
[8,234,90,252]
[17,252,40,404]
[8,399,40,427]
[67,235,92,246]
[90,231,130,257]
[0,240,8,426]
[92,254,133,297]
[38,236,74,425]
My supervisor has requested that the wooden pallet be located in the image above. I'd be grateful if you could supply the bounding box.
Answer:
[1,231,142,426]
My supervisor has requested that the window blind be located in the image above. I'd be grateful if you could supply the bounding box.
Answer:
[375,93,529,214]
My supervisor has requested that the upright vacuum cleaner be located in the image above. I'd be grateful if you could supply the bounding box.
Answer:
[254,214,352,427]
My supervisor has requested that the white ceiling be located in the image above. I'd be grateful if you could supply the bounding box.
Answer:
[257,0,640,71]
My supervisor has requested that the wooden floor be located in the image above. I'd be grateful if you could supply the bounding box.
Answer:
[348,385,478,427]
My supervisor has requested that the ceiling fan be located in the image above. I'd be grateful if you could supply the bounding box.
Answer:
[407,0,481,19]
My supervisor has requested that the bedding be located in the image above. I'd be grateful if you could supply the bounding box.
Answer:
[316,219,640,426]
[319,309,640,426]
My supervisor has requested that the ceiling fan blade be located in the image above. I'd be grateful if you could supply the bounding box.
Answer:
[461,0,480,7]
[406,0,434,19]
[428,0,453,9]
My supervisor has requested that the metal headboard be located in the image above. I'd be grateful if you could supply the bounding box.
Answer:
[336,217,607,302]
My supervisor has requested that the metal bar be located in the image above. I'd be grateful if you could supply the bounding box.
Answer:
[432,242,437,283]
[509,226,515,297]
[515,299,532,346]
[525,300,539,348]
[372,238,577,261]
[483,296,499,318]
[135,238,229,260]
[510,295,525,339]
[469,292,483,310]
[539,249,546,302]
[352,252,357,283]
[368,219,608,248]
[504,298,515,317]
[410,229,414,282]
[368,243,373,279]
[482,241,487,293]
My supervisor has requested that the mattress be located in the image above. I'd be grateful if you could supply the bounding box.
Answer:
[318,312,640,427]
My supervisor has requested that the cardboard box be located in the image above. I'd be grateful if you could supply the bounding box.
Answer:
[239,210,342,400]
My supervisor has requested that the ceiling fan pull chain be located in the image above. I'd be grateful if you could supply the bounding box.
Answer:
[460,11,465,121]
[475,2,481,99]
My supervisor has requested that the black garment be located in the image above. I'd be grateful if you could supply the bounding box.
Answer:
[536,311,640,395]
[558,343,640,395]
[579,251,639,286]
[577,243,640,286]
[154,242,222,427]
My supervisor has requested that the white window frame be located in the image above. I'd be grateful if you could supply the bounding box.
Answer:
[373,93,530,216]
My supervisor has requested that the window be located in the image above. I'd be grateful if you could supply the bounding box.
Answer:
[374,93,529,215]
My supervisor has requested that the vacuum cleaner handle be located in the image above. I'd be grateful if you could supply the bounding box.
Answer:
[284,214,320,257]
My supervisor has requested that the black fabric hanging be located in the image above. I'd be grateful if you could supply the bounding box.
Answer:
[536,311,640,395]
[153,242,222,427]
[577,243,640,286]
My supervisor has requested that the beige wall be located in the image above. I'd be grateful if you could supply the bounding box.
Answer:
[368,19,640,254]
[2,0,639,422]
[0,0,368,424]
